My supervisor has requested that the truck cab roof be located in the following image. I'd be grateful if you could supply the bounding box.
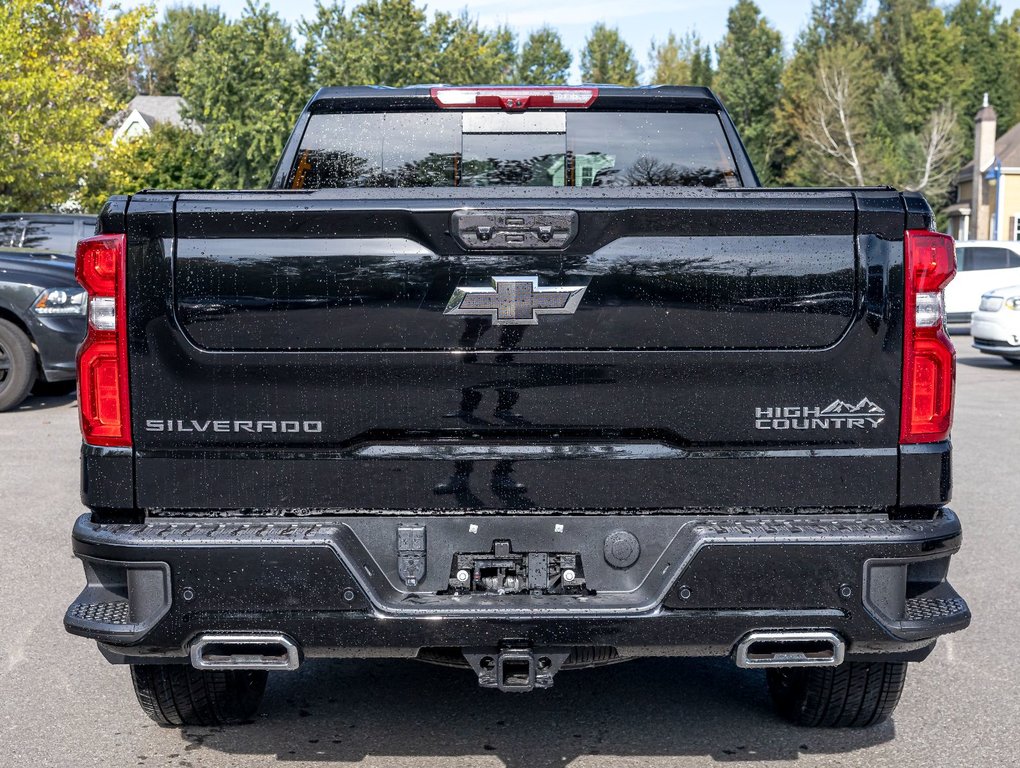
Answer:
[304,84,725,114]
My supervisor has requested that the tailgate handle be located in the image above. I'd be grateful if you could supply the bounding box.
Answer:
[452,210,578,251]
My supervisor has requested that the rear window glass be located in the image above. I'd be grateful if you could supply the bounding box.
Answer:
[290,111,741,189]
[958,247,1020,271]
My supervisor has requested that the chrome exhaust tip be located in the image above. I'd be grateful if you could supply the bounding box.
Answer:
[734,630,845,669]
[190,633,300,671]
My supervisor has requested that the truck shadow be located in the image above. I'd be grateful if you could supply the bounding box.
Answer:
[12,391,77,412]
[958,356,1019,370]
[178,658,893,766]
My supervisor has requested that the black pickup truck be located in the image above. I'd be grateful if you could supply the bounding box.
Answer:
[65,86,969,728]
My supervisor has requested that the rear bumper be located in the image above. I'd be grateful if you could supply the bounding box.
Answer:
[973,337,1020,358]
[65,510,969,664]
[971,313,1020,352]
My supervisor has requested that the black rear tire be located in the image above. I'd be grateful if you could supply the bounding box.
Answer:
[130,664,268,726]
[767,661,907,727]
[0,319,36,411]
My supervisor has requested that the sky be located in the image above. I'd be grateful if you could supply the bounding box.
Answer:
[121,0,1020,80]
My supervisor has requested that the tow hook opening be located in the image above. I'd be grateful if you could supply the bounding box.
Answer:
[734,631,845,668]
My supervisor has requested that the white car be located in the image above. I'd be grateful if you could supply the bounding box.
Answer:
[944,241,1020,324]
[971,285,1020,366]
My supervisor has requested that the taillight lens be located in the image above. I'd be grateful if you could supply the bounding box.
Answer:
[901,230,956,444]
[75,234,131,447]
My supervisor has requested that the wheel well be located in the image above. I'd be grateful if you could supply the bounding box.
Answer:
[0,306,35,344]
[0,306,42,376]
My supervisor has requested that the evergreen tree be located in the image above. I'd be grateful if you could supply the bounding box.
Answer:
[872,0,932,79]
[430,13,517,85]
[897,5,965,131]
[179,2,308,188]
[714,0,784,177]
[995,10,1020,131]
[950,0,1020,136]
[580,23,639,85]
[649,31,712,86]
[517,26,571,85]
[689,43,714,87]
[145,5,225,95]
[302,1,519,87]
[799,0,869,53]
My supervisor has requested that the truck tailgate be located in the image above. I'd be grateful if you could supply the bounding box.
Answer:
[125,188,911,511]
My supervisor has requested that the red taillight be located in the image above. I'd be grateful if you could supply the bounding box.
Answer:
[901,230,956,444]
[75,234,131,447]
[430,87,598,110]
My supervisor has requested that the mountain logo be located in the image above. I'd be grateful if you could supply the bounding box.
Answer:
[755,398,886,431]
[819,398,886,416]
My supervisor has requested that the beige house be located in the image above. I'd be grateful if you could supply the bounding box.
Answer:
[946,96,1020,241]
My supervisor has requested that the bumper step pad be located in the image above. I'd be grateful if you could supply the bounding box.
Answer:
[905,595,968,622]
[68,600,132,626]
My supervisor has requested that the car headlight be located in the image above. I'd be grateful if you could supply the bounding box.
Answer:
[1006,297,1020,311]
[979,295,1003,312]
[32,288,87,316]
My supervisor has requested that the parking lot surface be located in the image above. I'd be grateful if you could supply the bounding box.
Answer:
[0,337,1016,768]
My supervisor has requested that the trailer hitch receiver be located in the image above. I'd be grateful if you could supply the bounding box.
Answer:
[463,647,571,692]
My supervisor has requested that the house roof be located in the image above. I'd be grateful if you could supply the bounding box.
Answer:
[958,121,1020,179]
[124,95,186,129]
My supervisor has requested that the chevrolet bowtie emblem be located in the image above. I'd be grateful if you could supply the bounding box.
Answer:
[444,276,588,326]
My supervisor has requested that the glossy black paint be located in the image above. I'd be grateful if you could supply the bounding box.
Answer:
[109,185,938,512]
[0,248,86,381]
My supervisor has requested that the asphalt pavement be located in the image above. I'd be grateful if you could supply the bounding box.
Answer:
[0,336,1017,768]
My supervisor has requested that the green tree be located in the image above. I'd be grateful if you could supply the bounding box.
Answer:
[714,0,784,176]
[429,13,517,84]
[786,39,961,199]
[179,1,307,188]
[949,0,1020,137]
[994,11,1020,130]
[580,23,639,85]
[689,41,714,87]
[774,0,870,181]
[301,0,428,87]
[649,31,712,86]
[302,1,518,87]
[81,123,217,209]
[799,0,869,53]
[872,0,932,78]
[0,0,151,211]
[517,26,571,84]
[145,5,224,95]
[897,5,965,131]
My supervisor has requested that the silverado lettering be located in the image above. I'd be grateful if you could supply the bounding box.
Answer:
[143,419,323,433]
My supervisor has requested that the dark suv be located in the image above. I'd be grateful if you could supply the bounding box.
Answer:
[0,214,95,410]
